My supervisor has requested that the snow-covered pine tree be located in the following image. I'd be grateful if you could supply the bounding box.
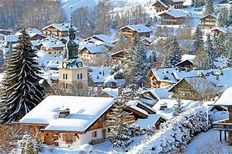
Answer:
[192,26,204,54]
[228,6,232,26]
[106,90,134,151]
[165,38,182,67]
[173,95,183,116]
[126,35,152,86]
[226,32,232,66]
[203,0,214,15]
[217,7,229,27]
[203,34,215,69]
[0,29,44,123]
[213,34,226,57]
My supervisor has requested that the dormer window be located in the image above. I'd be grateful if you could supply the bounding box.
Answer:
[58,107,70,118]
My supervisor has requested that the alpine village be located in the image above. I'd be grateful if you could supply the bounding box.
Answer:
[0,0,232,153]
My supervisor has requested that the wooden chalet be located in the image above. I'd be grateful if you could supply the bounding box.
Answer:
[211,87,232,145]
[42,23,77,38]
[110,50,127,61]
[147,68,177,88]
[168,77,221,100]
[152,0,184,13]
[211,26,232,36]
[79,44,109,66]
[152,0,169,13]
[119,24,152,38]
[40,38,65,55]
[200,14,217,29]
[175,59,194,70]
[19,96,150,147]
[158,8,188,25]
[0,29,12,35]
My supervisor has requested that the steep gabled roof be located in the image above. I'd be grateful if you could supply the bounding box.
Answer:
[158,8,188,18]
[120,24,152,33]
[43,23,78,32]
[80,44,108,54]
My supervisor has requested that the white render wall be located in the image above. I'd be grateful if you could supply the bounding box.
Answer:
[57,128,106,147]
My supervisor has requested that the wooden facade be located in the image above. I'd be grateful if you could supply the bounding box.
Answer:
[43,25,69,38]
[152,0,184,13]
[168,78,219,100]
[152,1,169,13]
[30,34,46,41]
[200,15,217,29]
[169,79,200,100]
[175,60,194,70]
[159,13,187,25]
[22,106,143,147]
[147,69,175,88]
[119,27,151,38]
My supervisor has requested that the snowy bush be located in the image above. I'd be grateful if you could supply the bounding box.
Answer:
[20,134,42,154]
[127,106,209,154]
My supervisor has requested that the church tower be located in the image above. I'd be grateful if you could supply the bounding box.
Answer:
[59,22,88,88]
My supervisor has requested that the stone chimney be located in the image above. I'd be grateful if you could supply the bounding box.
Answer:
[58,107,70,118]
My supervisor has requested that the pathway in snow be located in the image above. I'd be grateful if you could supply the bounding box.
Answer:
[185,129,232,154]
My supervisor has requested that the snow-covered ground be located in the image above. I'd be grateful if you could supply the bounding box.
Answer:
[185,129,232,154]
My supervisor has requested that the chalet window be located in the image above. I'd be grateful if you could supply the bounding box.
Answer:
[92,131,97,138]
[48,52,51,54]
[66,74,68,79]
[63,74,65,79]
[63,134,76,144]
[77,74,79,80]
[108,128,111,133]
[80,73,83,79]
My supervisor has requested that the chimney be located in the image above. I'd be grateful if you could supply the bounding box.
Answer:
[58,107,70,118]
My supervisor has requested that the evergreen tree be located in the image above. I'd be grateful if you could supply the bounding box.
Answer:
[203,0,214,15]
[107,90,134,151]
[203,34,215,69]
[226,32,232,66]
[126,35,152,86]
[217,7,229,27]
[213,34,226,57]
[192,26,204,54]
[0,29,44,123]
[228,6,232,26]
[165,38,182,67]
[173,95,183,116]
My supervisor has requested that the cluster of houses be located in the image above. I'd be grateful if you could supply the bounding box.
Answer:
[0,0,232,149]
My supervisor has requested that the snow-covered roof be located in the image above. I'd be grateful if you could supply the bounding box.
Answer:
[102,88,119,97]
[20,96,114,132]
[15,28,42,38]
[200,14,217,20]
[127,100,156,115]
[41,37,65,48]
[158,8,188,18]
[4,35,18,42]
[90,67,111,83]
[151,68,177,83]
[92,34,114,44]
[120,24,152,33]
[151,87,171,100]
[80,44,108,54]
[181,54,196,62]
[43,23,78,32]
[153,99,202,119]
[152,0,169,8]
[215,87,232,106]
[211,26,232,33]
[134,114,166,129]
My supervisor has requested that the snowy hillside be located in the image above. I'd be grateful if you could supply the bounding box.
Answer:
[61,0,153,18]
